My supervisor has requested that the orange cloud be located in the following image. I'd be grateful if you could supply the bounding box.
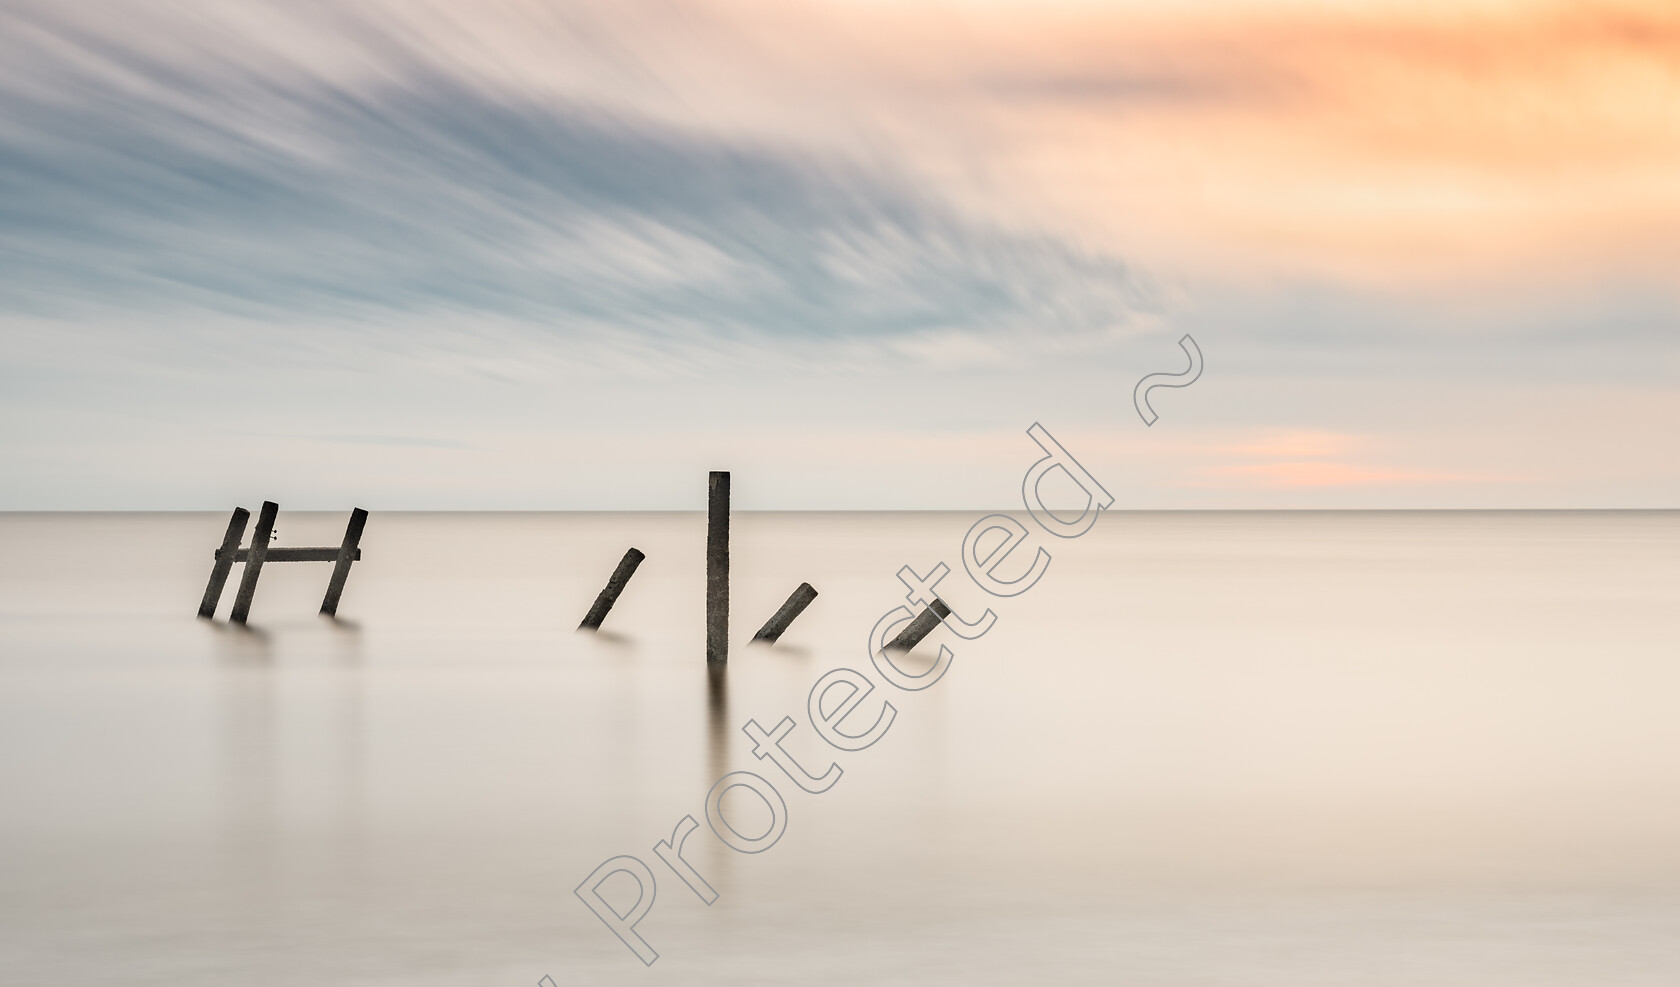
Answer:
[785,0,1680,283]
[1206,461,1482,489]
[1215,430,1358,460]
[1193,427,1510,488]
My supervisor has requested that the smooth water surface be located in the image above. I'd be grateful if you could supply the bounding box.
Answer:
[1,510,1677,985]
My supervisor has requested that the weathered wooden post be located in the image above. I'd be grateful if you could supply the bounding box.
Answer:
[885,598,951,652]
[707,471,729,664]
[198,507,251,618]
[228,502,278,624]
[580,547,645,631]
[752,582,818,644]
[320,508,368,617]
[202,503,368,623]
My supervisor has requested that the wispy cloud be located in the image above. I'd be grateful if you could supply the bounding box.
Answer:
[303,434,477,451]
[0,1,1145,352]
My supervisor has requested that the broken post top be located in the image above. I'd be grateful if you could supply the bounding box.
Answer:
[579,547,646,631]
[753,582,818,644]
[884,598,951,653]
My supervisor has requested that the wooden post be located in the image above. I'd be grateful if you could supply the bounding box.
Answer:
[199,507,250,618]
[752,582,818,644]
[885,598,951,652]
[229,501,278,624]
[319,508,368,617]
[706,471,729,664]
[580,547,645,630]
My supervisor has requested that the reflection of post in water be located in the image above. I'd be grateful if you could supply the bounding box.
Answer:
[322,615,364,663]
[212,620,272,664]
[329,653,367,872]
[216,651,278,924]
[320,617,365,863]
[705,662,732,891]
[706,662,729,778]
[922,670,950,835]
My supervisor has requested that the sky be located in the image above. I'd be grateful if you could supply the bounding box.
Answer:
[1,0,1676,509]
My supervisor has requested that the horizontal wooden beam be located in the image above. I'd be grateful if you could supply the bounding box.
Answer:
[216,547,362,563]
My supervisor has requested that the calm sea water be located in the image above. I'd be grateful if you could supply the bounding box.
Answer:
[2,510,1677,985]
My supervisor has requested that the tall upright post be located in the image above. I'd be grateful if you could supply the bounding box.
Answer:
[199,507,251,618]
[706,471,730,664]
[320,508,368,617]
[230,501,278,624]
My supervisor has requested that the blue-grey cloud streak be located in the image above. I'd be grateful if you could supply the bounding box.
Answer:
[0,2,1142,346]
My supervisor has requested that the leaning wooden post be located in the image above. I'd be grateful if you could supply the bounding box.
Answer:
[885,598,951,652]
[319,508,368,617]
[580,547,645,630]
[198,507,251,618]
[706,471,730,664]
[229,501,279,624]
[753,583,818,644]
